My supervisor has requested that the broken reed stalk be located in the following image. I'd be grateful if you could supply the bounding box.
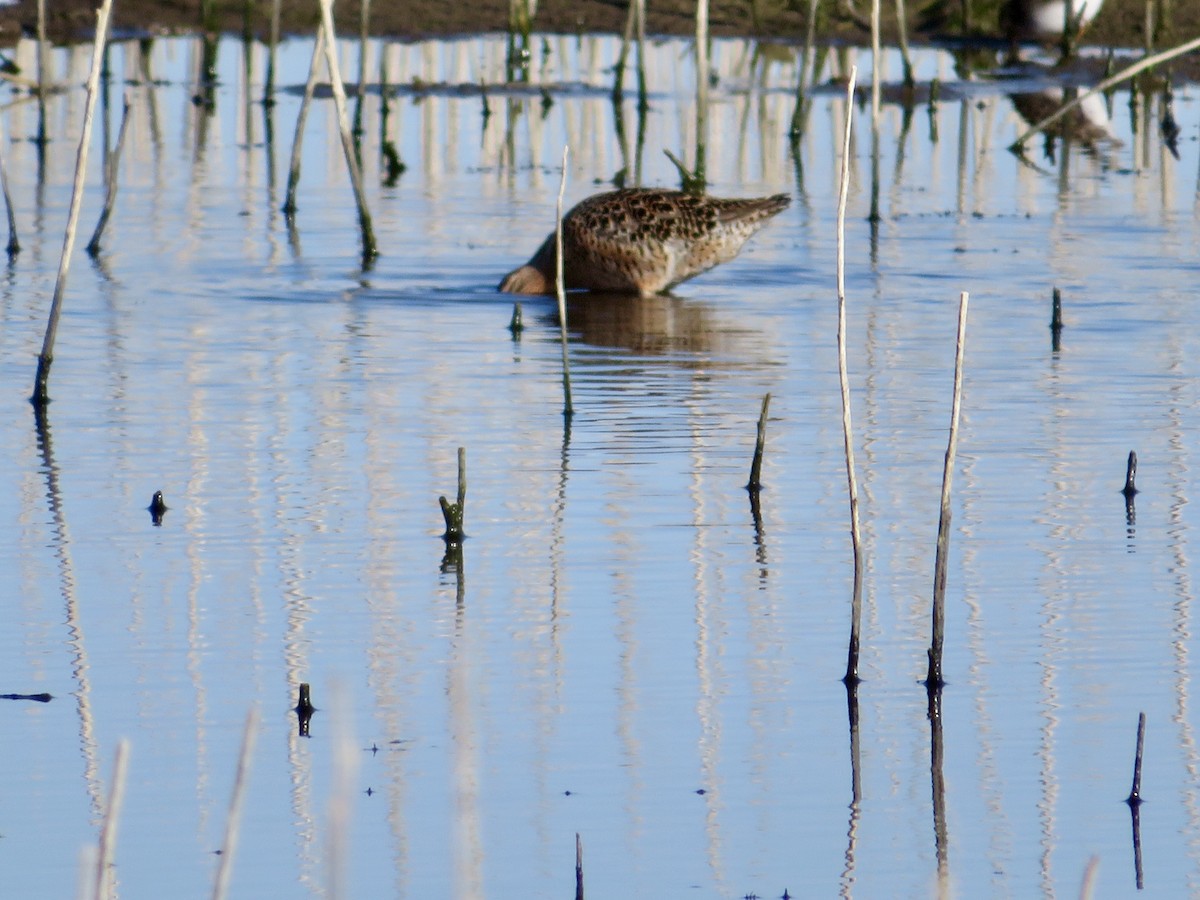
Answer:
[283,26,325,217]
[0,106,19,254]
[836,68,863,685]
[31,0,114,409]
[439,446,467,541]
[86,93,132,255]
[211,708,261,900]
[747,392,770,492]
[1010,34,1200,151]
[925,291,970,689]
[574,832,584,900]
[95,739,130,900]
[315,0,377,264]
[554,144,574,417]
[1123,451,1139,497]
[1127,711,1146,805]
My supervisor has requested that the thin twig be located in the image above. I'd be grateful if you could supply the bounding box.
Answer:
[1127,711,1146,805]
[439,447,467,541]
[283,27,325,217]
[211,709,261,900]
[95,740,130,900]
[837,68,863,685]
[315,0,377,264]
[926,291,970,688]
[87,93,132,255]
[574,832,584,900]
[31,0,114,408]
[747,392,770,492]
[0,102,20,254]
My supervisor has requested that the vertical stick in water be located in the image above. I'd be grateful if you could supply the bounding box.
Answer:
[439,447,467,541]
[1050,286,1063,351]
[315,0,378,264]
[574,832,584,900]
[925,290,970,689]
[1122,450,1139,497]
[0,107,20,255]
[31,0,114,408]
[836,68,863,685]
[283,26,326,217]
[95,739,130,900]
[1127,711,1146,804]
[87,94,132,255]
[747,393,770,492]
[211,709,261,900]
[555,145,574,417]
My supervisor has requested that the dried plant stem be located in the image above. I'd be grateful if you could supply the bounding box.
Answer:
[95,739,130,900]
[574,832,584,900]
[211,708,261,900]
[0,106,19,254]
[555,145,574,417]
[836,68,863,685]
[315,0,377,264]
[283,26,325,217]
[747,393,770,491]
[31,0,114,408]
[439,447,467,541]
[1010,35,1200,151]
[87,94,132,255]
[1123,451,1139,497]
[1127,711,1146,804]
[925,291,970,689]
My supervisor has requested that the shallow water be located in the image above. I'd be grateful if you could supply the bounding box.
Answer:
[1,29,1199,899]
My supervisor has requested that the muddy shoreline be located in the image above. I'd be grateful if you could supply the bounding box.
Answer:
[0,0,1191,51]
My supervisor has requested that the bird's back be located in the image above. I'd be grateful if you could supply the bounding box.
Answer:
[562,189,790,295]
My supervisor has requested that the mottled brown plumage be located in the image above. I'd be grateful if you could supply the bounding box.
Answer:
[499,188,791,297]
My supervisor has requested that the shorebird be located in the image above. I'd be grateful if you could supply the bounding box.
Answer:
[498,188,790,297]
[1002,0,1105,41]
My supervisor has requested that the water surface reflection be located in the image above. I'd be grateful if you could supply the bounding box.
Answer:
[0,28,1198,900]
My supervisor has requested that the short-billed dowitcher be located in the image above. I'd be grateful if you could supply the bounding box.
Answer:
[498,188,790,297]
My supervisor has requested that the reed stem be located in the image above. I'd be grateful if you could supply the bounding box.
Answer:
[925,291,970,689]
[836,68,863,685]
[87,94,132,255]
[315,0,377,264]
[211,709,260,900]
[31,0,114,408]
